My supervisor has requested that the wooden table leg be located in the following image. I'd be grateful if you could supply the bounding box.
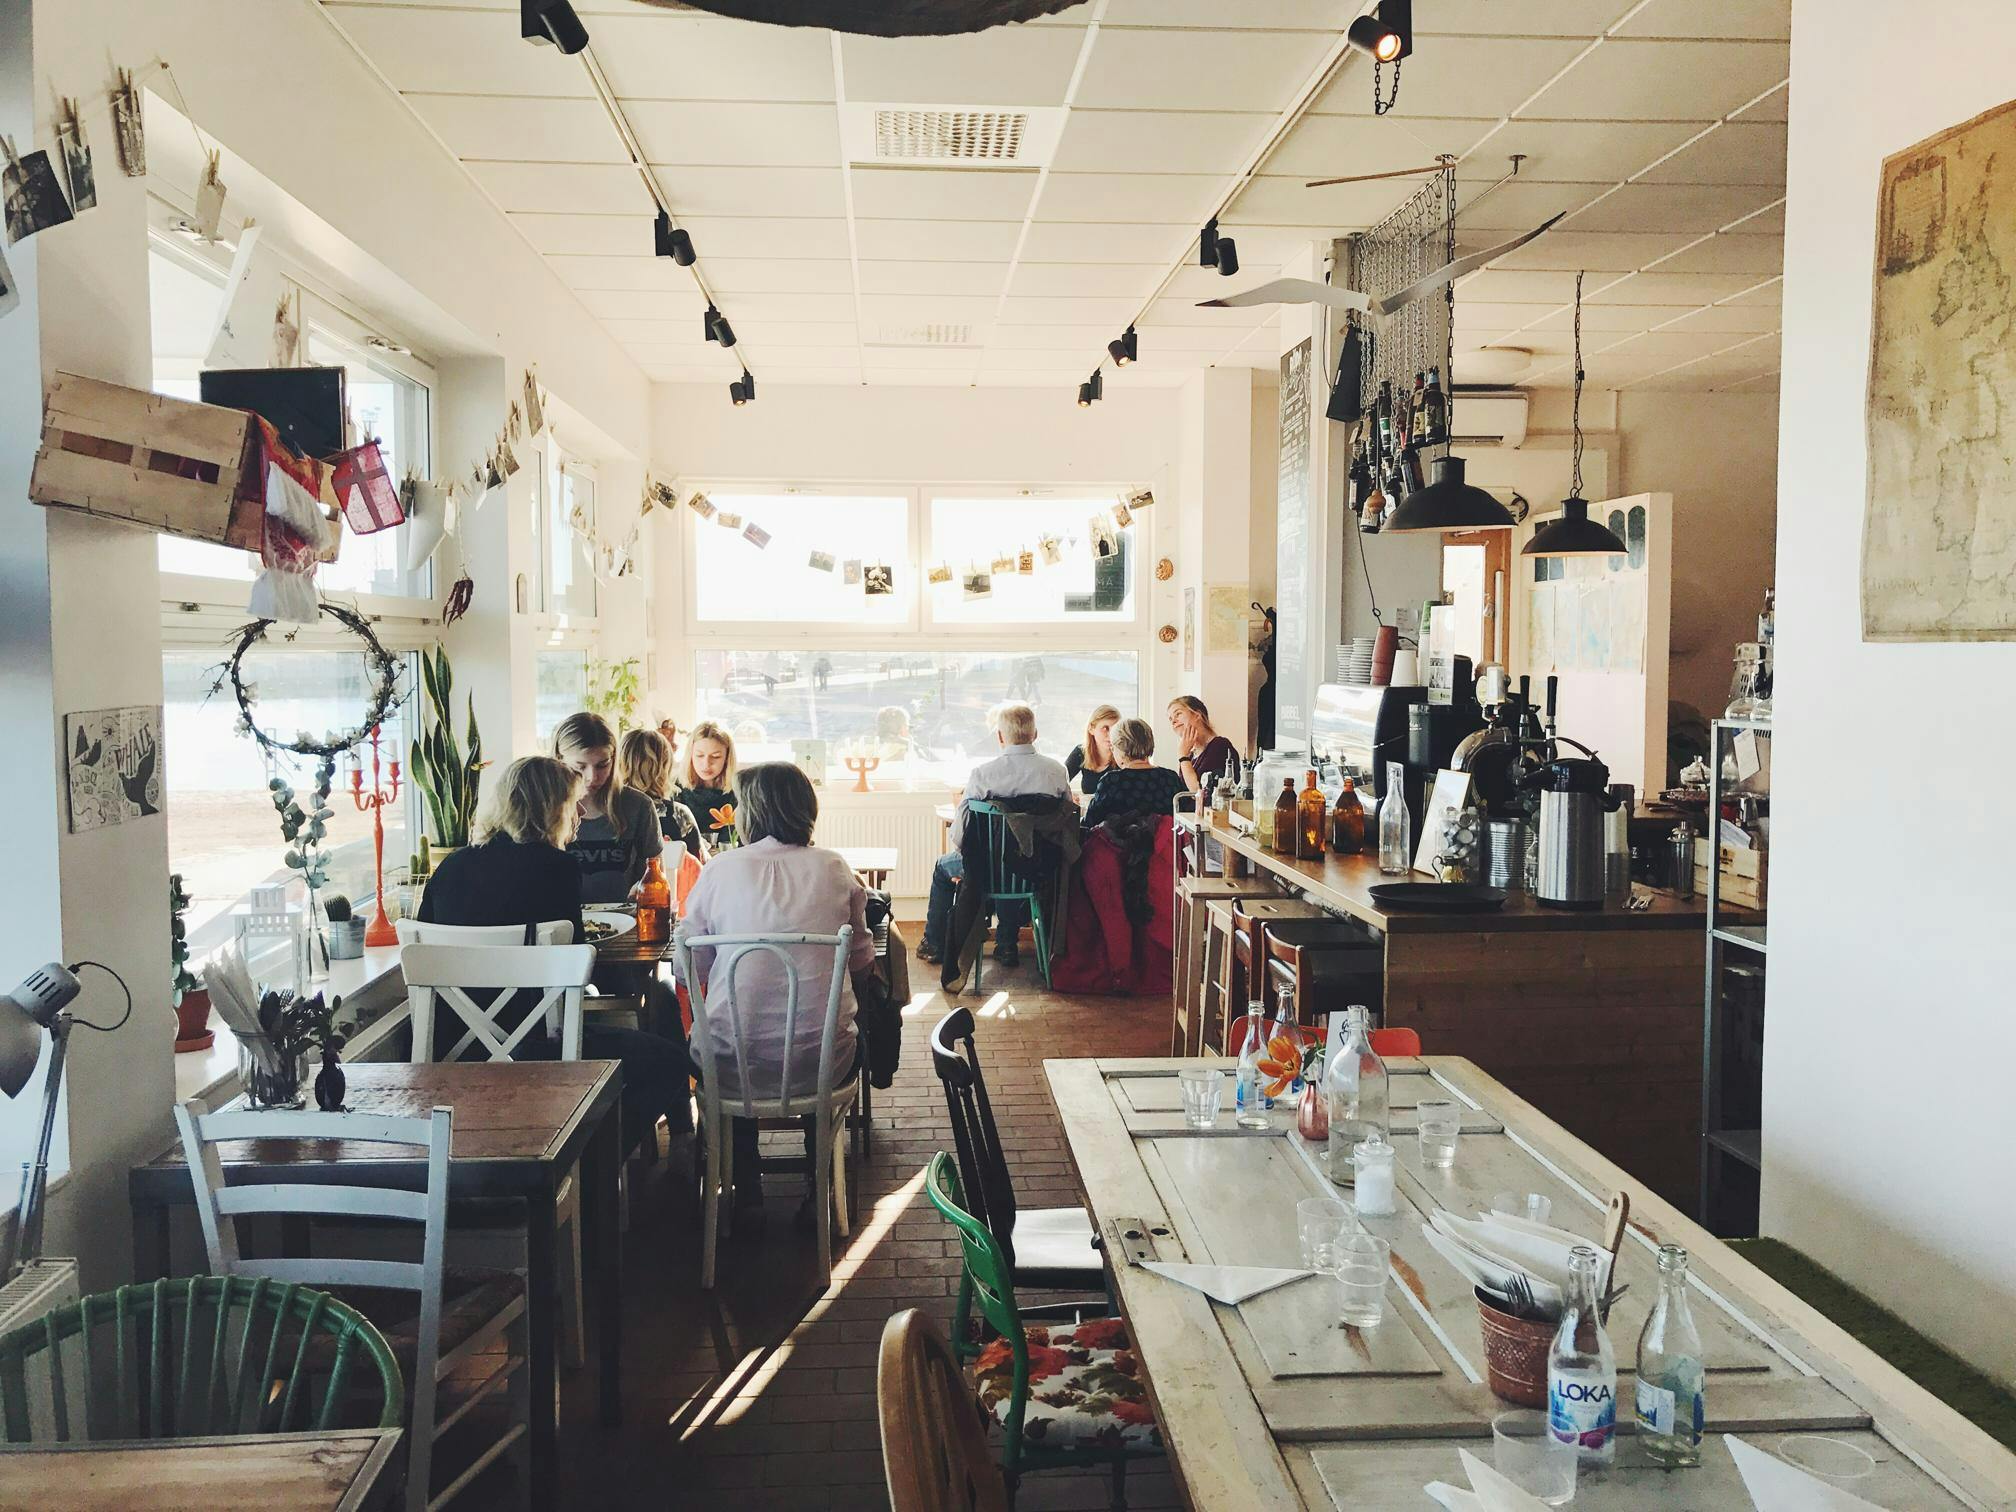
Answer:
[584,1109,624,1427]
[525,1182,559,1507]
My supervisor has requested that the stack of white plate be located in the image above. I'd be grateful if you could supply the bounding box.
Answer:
[1338,637,1376,683]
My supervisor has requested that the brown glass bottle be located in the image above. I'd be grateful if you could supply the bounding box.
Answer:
[1330,775,1366,855]
[1297,770,1327,859]
[1272,778,1298,855]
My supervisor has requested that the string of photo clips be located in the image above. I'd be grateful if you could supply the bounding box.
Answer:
[636,482,1156,601]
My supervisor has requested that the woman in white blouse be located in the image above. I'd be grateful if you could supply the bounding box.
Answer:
[679,761,878,1225]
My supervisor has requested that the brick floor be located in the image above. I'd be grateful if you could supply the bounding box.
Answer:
[551,950,1186,1510]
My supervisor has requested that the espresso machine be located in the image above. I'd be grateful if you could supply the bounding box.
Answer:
[1310,664,1481,834]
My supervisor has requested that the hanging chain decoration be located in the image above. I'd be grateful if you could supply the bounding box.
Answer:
[1355,158,1458,458]
[1571,269,1586,500]
[207,602,409,759]
[1372,54,1403,116]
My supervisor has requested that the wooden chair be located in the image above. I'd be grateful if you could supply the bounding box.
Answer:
[175,1102,529,1512]
[1370,1026,1422,1058]
[963,799,1056,992]
[877,1308,1008,1512]
[1172,875,1275,1054]
[0,1276,401,1443]
[1258,917,1382,1028]
[924,1152,1160,1508]
[674,924,859,1290]
[930,1008,1102,1314]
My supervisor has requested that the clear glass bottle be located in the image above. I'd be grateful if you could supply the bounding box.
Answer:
[1636,1244,1707,1467]
[1322,1005,1389,1185]
[1548,1245,1618,1466]
[1233,1009,1271,1129]
[1378,762,1412,875]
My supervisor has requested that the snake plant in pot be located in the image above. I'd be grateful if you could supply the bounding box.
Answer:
[409,645,486,854]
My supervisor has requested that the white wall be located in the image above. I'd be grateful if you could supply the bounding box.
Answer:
[1763,0,2016,1388]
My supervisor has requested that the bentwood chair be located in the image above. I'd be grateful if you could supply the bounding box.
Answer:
[877,1308,1009,1512]
[0,1276,401,1444]
[963,800,1056,992]
[924,1153,1161,1509]
[175,1102,530,1512]
[674,923,859,1290]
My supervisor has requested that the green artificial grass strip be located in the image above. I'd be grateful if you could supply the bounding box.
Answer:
[1730,1238,2016,1452]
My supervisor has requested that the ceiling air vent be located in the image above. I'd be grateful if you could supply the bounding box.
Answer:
[841,103,1065,169]
[868,323,979,349]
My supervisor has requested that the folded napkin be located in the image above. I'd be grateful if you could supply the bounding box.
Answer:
[1423,1448,1553,1511]
[1726,1434,1889,1511]
[1140,1262,1312,1305]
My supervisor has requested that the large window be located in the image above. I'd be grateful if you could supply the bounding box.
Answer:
[541,446,598,620]
[927,496,1135,623]
[690,492,910,625]
[535,649,589,745]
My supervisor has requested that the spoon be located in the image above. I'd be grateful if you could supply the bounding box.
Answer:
[1598,1190,1630,1323]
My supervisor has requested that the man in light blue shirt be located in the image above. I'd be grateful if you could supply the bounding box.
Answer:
[919,702,1070,967]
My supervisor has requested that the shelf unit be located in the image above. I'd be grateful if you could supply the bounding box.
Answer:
[1700,717,1770,1236]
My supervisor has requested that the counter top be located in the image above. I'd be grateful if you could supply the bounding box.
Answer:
[1202,810,1705,934]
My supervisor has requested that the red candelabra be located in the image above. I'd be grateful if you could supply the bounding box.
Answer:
[349,725,403,948]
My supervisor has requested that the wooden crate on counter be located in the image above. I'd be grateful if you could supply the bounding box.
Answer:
[1696,837,1768,909]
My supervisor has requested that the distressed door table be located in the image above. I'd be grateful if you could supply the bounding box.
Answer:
[1045,1055,2016,1509]
[0,1428,401,1511]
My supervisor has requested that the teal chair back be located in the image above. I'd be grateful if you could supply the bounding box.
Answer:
[960,801,1056,991]
[924,1152,1029,1443]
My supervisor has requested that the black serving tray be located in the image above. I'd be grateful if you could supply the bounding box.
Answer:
[1368,882,1507,913]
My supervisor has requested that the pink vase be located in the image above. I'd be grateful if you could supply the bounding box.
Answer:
[1296,1081,1328,1142]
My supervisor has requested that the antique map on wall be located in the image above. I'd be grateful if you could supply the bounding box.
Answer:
[1864,98,2016,641]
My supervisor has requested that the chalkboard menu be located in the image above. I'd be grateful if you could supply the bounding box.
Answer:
[1274,337,1313,745]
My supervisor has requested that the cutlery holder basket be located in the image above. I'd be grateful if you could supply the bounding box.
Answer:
[1475,1287,1554,1407]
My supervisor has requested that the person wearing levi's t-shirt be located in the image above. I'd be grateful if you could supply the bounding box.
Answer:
[553,711,663,903]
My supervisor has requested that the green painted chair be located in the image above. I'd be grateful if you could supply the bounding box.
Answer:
[924,1152,1160,1509]
[0,1275,402,1444]
[963,800,1056,993]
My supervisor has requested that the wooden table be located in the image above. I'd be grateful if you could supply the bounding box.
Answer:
[0,1429,401,1511]
[1047,1054,2016,1510]
[130,1061,623,1510]
[838,845,899,892]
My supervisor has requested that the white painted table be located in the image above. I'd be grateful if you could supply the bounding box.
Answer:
[1045,1055,2016,1510]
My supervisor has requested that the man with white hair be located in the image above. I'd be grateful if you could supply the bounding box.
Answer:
[918,701,1069,967]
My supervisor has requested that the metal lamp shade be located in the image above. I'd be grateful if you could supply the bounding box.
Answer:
[1383,455,1515,532]
[630,0,1087,35]
[0,1000,45,1099]
[1523,497,1626,556]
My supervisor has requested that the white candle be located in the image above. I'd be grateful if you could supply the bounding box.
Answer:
[1353,1135,1397,1217]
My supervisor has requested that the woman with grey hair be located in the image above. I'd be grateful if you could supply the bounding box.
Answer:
[1081,717,1188,831]
[679,762,880,1223]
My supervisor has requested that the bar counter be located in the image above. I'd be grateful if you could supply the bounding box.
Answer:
[1198,811,1708,1208]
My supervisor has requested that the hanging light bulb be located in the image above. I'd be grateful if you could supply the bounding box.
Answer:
[1524,270,1626,557]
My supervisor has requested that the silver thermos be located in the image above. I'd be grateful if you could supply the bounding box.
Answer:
[1523,756,1621,911]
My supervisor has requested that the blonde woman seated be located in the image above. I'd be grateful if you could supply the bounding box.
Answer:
[1080,717,1188,831]
[618,727,707,860]
[679,761,879,1224]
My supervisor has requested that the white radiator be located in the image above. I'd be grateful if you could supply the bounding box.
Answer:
[0,1259,81,1438]
[816,799,946,899]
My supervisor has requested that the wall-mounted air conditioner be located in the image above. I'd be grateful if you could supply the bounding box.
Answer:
[1449,389,1529,448]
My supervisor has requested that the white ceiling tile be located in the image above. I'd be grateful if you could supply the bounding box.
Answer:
[1524,39,1789,122]
[406,95,625,163]
[742,346,863,366]
[1010,262,1161,299]
[980,348,1119,371]
[733,320,860,344]
[1557,181,1783,235]
[1310,38,1591,119]
[1038,172,1223,225]
[1513,303,1702,332]
[675,218,853,260]
[728,292,863,323]
[662,167,848,219]
[701,258,859,295]
[468,162,650,216]
[1586,270,1780,305]
[579,288,707,322]
[857,261,1011,296]
[856,294,1001,326]
[512,212,660,257]
[544,254,697,292]
[1018,222,1191,263]
[1453,268,1583,304]
[629,102,842,168]
[1266,115,1497,180]
[1163,263,1283,297]
[1232,175,1414,228]
[838,27,1087,107]
[999,295,1142,327]
[1645,232,1785,275]
[1658,303,1783,334]
[1729,84,1789,123]
[1631,122,1787,187]
[1732,201,1783,234]
[1717,277,1784,307]
[1455,177,1611,229]
[1614,0,1790,41]
[1143,295,1274,330]
[848,167,1039,222]
[1457,119,1712,184]
[1130,321,1275,352]
[1099,0,1343,26]
[851,218,1024,260]
[593,13,836,102]
[858,347,988,370]
[318,5,593,95]
[1415,0,1641,35]
[1477,229,1698,271]
[991,324,1114,350]
[1053,110,1275,176]
[1075,30,1328,113]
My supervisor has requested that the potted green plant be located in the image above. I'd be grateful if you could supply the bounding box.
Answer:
[409,645,486,855]
[170,873,213,1053]
[586,656,643,730]
[324,893,366,960]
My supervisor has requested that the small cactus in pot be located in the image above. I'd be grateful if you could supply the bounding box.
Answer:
[324,893,368,961]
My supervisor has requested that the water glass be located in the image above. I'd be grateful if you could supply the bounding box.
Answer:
[1177,1067,1225,1129]
[1492,1409,1578,1505]
[1417,1099,1462,1169]
[1491,1191,1554,1226]
[1328,1233,1390,1327]
[1296,1196,1358,1270]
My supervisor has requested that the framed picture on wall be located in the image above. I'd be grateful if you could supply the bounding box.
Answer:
[64,706,162,832]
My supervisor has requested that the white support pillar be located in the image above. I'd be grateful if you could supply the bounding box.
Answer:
[1176,367,1257,752]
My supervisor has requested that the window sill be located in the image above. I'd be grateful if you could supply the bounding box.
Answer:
[173,943,412,1106]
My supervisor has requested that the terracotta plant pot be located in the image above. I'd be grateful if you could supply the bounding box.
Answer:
[1475,1287,1556,1407]
[174,989,214,1053]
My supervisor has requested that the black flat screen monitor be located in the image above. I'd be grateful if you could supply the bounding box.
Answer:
[200,366,347,459]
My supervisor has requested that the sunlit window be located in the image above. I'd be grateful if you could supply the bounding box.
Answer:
[927,495,1136,624]
[690,493,910,625]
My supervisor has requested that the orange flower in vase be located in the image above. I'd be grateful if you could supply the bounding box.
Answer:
[1256,1031,1306,1100]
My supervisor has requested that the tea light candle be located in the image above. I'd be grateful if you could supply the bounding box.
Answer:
[1353,1134,1397,1217]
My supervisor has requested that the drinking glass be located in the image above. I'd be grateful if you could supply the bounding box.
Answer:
[1178,1068,1225,1129]
[1328,1233,1390,1327]
[1777,1436,1877,1482]
[1417,1099,1461,1169]
[1296,1196,1358,1269]
[1492,1409,1578,1505]
[1491,1191,1554,1226]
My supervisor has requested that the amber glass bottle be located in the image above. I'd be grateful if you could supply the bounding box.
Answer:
[1330,776,1366,855]
[1272,779,1299,855]
[635,856,671,943]
[1297,770,1327,859]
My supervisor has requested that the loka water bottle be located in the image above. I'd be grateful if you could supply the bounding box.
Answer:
[1636,1244,1707,1466]
[1548,1245,1618,1465]
[1232,1009,1271,1129]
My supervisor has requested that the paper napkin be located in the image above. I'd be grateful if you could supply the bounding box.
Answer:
[1726,1434,1889,1511]
[1139,1262,1312,1305]
[1423,1449,1553,1512]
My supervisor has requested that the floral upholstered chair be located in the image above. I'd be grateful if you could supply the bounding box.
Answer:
[925,1152,1163,1505]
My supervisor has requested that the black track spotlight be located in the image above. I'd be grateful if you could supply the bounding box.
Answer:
[1108,327,1138,366]
[730,373,755,406]
[521,0,589,53]
[1077,381,1094,408]
[704,305,737,348]
[1199,219,1220,269]
[1077,369,1104,407]
[653,210,695,265]
[1215,236,1240,277]
[1347,0,1411,63]
[1089,369,1103,402]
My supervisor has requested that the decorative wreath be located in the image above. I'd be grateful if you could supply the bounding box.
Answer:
[210,602,409,759]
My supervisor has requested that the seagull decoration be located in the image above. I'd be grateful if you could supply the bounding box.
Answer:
[1197,213,1564,318]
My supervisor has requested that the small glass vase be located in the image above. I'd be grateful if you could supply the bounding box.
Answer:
[238,1037,309,1110]
[1296,1080,1330,1143]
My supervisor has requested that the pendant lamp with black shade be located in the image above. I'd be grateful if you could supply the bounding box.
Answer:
[1523,271,1626,558]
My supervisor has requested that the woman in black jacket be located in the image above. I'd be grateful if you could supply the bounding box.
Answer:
[1081,718,1188,831]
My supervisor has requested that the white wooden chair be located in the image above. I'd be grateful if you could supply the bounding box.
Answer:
[397,931,593,1369]
[674,924,858,1290]
[174,1100,529,1512]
